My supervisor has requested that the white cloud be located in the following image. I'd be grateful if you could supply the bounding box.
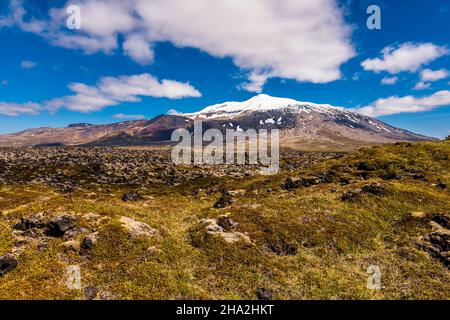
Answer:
[0,102,41,116]
[420,69,449,82]
[20,60,36,69]
[123,33,154,65]
[112,113,145,120]
[50,73,201,112]
[238,72,270,93]
[381,76,398,85]
[413,82,431,90]
[135,0,355,89]
[1,0,46,33]
[3,0,355,92]
[98,73,201,101]
[0,73,201,115]
[362,43,448,74]
[354,90,450,117]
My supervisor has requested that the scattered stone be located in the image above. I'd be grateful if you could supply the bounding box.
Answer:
[397,246,417,261]
[216,215,237,231]
[119,216,157,238]
[256,288,273,300]
[122,191,140,202]
[427,229,450,252]
[433,180,447,190]
[81,233,98,250]
[0,253,18,276]
[282,177,300,190]
[63,227,89,241]
[213,190,235,209]
[412,173,427,181]
[85,286,99,300]
[429,221,445,231]
[357,162,377,171]
[13,213,46,231]
[45,215,74,237]
[410,211,427,219]
[201,218,250,243]
[362,183,385,195]
[61,240,81,253]
[228,190,246,196]
[381,171,402,181]
[432,214,450,229]
[267,238,298,256]
[341,189,362,201]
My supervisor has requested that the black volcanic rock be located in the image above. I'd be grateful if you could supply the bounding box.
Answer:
[0,253,18,276]
[45,215,74,237]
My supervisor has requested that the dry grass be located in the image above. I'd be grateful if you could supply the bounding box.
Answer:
[0,140,449,300]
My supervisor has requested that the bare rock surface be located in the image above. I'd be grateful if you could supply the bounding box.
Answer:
[119,216,157,238]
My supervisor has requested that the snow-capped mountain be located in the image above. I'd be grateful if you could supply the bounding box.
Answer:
[0,94,434,149]
[186,94,340,119]
[184,94,431,149]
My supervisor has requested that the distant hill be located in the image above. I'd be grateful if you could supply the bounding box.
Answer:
[0,94,435,150]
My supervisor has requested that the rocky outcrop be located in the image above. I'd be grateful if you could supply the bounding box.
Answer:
[119,217,157,238]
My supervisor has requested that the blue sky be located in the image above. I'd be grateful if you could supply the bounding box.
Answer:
[0,0,449,137]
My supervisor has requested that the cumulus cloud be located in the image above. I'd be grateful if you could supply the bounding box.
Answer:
[49,73,201,112]
[20,60,36,69]
[2,0,355,92]
[123,33,154,65]
[413,82,431,90]
[381,76,398,85]
[0,73,201,115]
[362,43,448,74]
[354,90,450,117]
[0,102,41,116]
[112,113,145,120]
[420,69,449,82]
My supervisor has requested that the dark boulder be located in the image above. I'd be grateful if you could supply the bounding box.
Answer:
[256,288,273,300]
[0,253,18,276]
[213,190,234,209]
[362,183,386,195]
[85,286,99,300]
[435,180,447,190]
[122,191,140,202]
[81,233,98,250]
[432,214,450,229]
[216,215,237,231]
[282,177,300,190]
[427,231,450,252]
[341,189,362,201]
[13,214,46,231]
[45,215,74,237]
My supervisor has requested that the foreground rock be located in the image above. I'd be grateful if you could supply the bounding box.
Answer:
[256,287,273,300]
[0,253,18,276]
[417,213,450,268]
[201,216,250,243]
[45,215,74,237]
[213,190,235,209]
[122,191,140,202]
[119,217,157,238]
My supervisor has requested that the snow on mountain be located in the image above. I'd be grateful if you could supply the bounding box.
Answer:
[185,94,344,119]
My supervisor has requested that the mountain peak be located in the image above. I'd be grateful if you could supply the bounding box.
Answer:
[186,94,337,119]
[243,94,301,107]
